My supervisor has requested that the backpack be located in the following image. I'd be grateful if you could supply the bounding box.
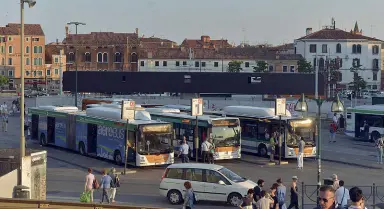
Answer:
[92,179,99,189]
[115,176,121,188]
[192,191,197,204]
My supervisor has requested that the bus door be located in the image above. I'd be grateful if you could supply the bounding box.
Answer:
[31,114,39,140]
[66,114,77,150]
[126,130,136,166]
[87,124,98,155]
[355,113,363,137]
[47,116,55,144]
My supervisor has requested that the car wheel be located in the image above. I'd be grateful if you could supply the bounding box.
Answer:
[114,150,123,165]
[79,142,86,155]
[227,192,242,206]
[167,189,182,204]
[258,144,268,157]
[40,134,47,146]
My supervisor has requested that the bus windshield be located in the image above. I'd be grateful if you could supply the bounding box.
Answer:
[287,119,315,147]
[138,133,173,155]
[211,126,241,147]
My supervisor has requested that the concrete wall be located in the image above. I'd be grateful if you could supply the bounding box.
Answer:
[0,169,18,198]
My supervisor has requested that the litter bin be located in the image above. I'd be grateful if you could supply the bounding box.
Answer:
[13,185,30,199]
[323,178,333,186]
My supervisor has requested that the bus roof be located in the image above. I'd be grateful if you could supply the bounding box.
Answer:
[220,106,295,120]
[36,106,79,113]
[145,108,181,113]
[348,105,384,114]
[148,111,238,122]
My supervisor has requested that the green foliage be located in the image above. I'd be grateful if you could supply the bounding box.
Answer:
[253,61,268,73]
[0,75,8,87]
[297,58,313,73]
[349,65,366,93]
[227,60,243,73]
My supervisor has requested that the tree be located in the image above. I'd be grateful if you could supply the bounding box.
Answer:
[297,58,313,73]
[253,61,268,73]
[0,75,8,89]
[227,61,243,73]
[349,65,366,97]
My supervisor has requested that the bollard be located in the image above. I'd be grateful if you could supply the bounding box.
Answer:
[373,183,376,209]
[302,181,305,209]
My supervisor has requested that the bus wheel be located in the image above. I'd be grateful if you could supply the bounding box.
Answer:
[40,134,47,146]
[258,144,268,157]
[79,142,86,155]
[114,151,123,165]
[371,131,380,143]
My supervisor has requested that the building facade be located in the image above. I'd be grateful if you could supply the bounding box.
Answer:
[0,23,46,89]
[138,48,302,73]
[45,43,66,93]
[294,23,382,90]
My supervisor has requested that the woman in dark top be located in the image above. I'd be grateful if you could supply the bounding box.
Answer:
[240,189,254,209]
[270,183,279,209]
[338,114,345,132]
[287,176,299,209]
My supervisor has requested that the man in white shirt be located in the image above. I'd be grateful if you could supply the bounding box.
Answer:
[335,180,350,208]
[333,113,338,124]
[256,190,272,209]
[178,137,189,163]
[201,138,211,163]
[1,102,7,113]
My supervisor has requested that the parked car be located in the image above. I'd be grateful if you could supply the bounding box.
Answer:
[159,163,256,206]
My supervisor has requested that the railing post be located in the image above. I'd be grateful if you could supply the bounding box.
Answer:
[302,181,305,209]
[373,183,376,209]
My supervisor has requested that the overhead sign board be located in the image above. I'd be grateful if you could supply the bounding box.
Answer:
[275,98,286,116]
[191,98,203,116]
[121,100,135,120]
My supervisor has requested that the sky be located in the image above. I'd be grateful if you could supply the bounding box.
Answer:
[1,0,384,45]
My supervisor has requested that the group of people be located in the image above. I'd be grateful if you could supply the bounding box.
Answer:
[84,167,120,204]
[239,174,366,209]
[177,136,215,164]
[329,113,346,143]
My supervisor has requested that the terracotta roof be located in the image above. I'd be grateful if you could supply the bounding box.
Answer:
[0,23,44,36]
[297,28,382,41]
[140,47,302,60]
[181,36,232,49]
[45,43,64,64]
[140,37,177,49]
[63,32,138,46]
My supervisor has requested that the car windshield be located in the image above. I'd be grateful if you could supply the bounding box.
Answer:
[287,119,315,147]
[137,133,172,155]
[211,126,241,147]
[218,167,246,183]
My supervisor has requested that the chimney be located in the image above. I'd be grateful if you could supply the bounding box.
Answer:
[65,24,69,37]
[135,28,139,35]
[306,28,312,35]
[56,39,58,44]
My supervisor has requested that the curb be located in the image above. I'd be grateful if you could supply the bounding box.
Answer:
[239,159,289,166]
[321,158,382,170]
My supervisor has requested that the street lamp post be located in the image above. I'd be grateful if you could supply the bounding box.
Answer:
[20,0,36,186]
[295,93,344,207]
[66,21,86,107]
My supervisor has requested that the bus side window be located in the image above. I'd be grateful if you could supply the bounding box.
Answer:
[347,113,352,119]
[128,131,135,149]
[258,124,266,139]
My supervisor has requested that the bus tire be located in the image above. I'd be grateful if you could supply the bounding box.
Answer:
[114,150,123,165]
[371,131,380,143]
[79,142,86,155]
[258,144,268,157]
[40,133,47,146]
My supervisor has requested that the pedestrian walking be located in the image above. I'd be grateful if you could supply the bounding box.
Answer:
[240,189,254,209]
[208,138,215,164]
[297,137,305,169]
[84,168,95,203]
[253,179,265,203]
[287,176,299,209]
[270,133,277,162]
[362,121,369,141]
[335,180,350,209]
[1,110,8,132]
[313,185,336,209]
[338,114,345,133]
[1,102,8,113]
[333,113,338,125]
[348,187,367,209]
[376,136,383,164]
[269,183,279,209]
[100,169,112,204]
[183,181,195,209]
[201,138,211,163]
[276,178,287,209]
[331,174,340,190]
[178,136,190,163]
[329,122,337,143]
[109,168,120,203]
[256,190,273,209]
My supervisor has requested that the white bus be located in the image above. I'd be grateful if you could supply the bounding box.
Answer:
[345,105,384,141]
[205,106,316,158]
[146,108,241,160]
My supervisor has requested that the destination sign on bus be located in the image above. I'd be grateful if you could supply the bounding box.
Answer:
[142,124,172,133]
[212,119,238,127]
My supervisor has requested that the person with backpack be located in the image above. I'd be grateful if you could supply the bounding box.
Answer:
[183,181,195,209]
[240,189,254,209]
[84,168,95,203]
[329,122,337,143]
[376,135,383,164]
[100,169,112,204]
[276,178,287,209]
[335,180,350,209]
[109,167,120,203]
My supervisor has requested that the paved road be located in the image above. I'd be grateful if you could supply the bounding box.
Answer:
[1,96,384,209]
